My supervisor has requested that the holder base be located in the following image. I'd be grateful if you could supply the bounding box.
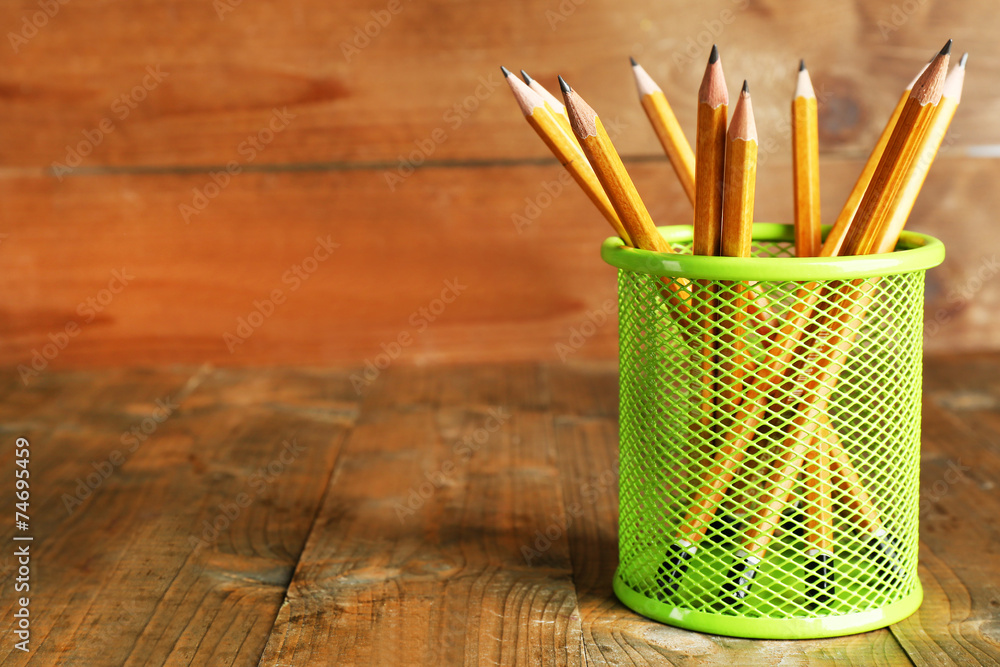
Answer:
[613,570,923,639]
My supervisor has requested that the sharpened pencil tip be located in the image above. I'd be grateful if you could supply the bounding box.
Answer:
[500,66,511,78]
[709,44,719,64]
[558,75,571,94]
[630,56,638,67]
[742,79,749,94]
[520,69,533,85]
[799,59,806,72]
[940,39,952,56]
[959,52,968,68]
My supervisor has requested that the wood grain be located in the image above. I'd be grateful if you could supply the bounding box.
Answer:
[0,359,997,663]
[890,354,1000,666]
[0,0,996,168]
[0,366,355,666]
[0,155,994,371]
[258,365,583,665]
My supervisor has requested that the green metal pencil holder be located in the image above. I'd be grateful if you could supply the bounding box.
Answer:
[601,223,944,639]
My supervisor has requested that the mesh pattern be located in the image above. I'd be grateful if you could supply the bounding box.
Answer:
[617,239,924,622]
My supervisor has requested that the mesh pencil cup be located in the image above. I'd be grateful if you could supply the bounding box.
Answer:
[601,223,944,639]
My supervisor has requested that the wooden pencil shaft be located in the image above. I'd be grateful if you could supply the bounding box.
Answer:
[840,53,948,256]
[820,90,909,257]
[694,103,727,256]
[744,315,857,559]
[873,94,961,254]
[719,99,756,418]
[579,118,668,252]
[545,102,578,147]
[721,136,757,258]
[680,102,759,542]
[804,434,834,553]
[506,73,633,244]
[722,85,757,258]
[792,95,821,257]
[822,60,932,256]
[524,111,631,243]
[830,439,882,533]
[678,392,765,541]
[839,98,937,256]
[563,88,669,253]
[678,290,826,545]
[779,57,955,550]
[690,56,729,437]
[746,278,874,557]
[639,91,696,203]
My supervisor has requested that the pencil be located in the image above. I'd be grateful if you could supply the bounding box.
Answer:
[719,80,758,402]
[802,53,965,585]
[503,67,633,244]
[793,60,821,258]
[820,63,927,257]
[689,46,728,443]
[520,69,577,144]
[659,83,757,598]
[766,54,954,576]
[873,53,966,254]
[560,76,672,254]
[791,59,831,600]
[694,44,728,257]
[740,277,873,549]
[803,412,835,604]
[839,40,951,256]
[631,57,697,204]
[740,45,951,591]
[721,82,758,253]
[680,79,758,516]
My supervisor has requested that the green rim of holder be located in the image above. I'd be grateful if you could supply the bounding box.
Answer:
[603,223,943,639]
[600,223,945,281]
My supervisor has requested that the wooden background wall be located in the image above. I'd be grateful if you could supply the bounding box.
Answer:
[0,0,997,374]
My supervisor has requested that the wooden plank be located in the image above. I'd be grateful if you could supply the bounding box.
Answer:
[259,364,585,665]
[0,366,355,666]
[0,154,995,372]
[888,355,1000,666]
[548,364,915,665]
[0,0,996,168]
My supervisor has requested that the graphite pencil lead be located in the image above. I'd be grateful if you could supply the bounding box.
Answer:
[503,69,544,116]
[942,58,966,102]
[795,64,816,99]
[709,44,719,64]
[730,82,757,141]
[799,59,806,71]
[699,46,728,107]
[940,38,952,56]
[558,75,572,94]
[631,58,662,97]
[630,55,638,67]
[742,79,749,94]
[520,69,533,85]
[910,44,950,105]
[500,65,511,78]
[959,52,968,68]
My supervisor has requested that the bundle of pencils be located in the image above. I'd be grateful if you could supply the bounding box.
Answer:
[503,39,965,606]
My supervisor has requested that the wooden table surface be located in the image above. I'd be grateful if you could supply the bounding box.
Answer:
[0,355,998,666]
